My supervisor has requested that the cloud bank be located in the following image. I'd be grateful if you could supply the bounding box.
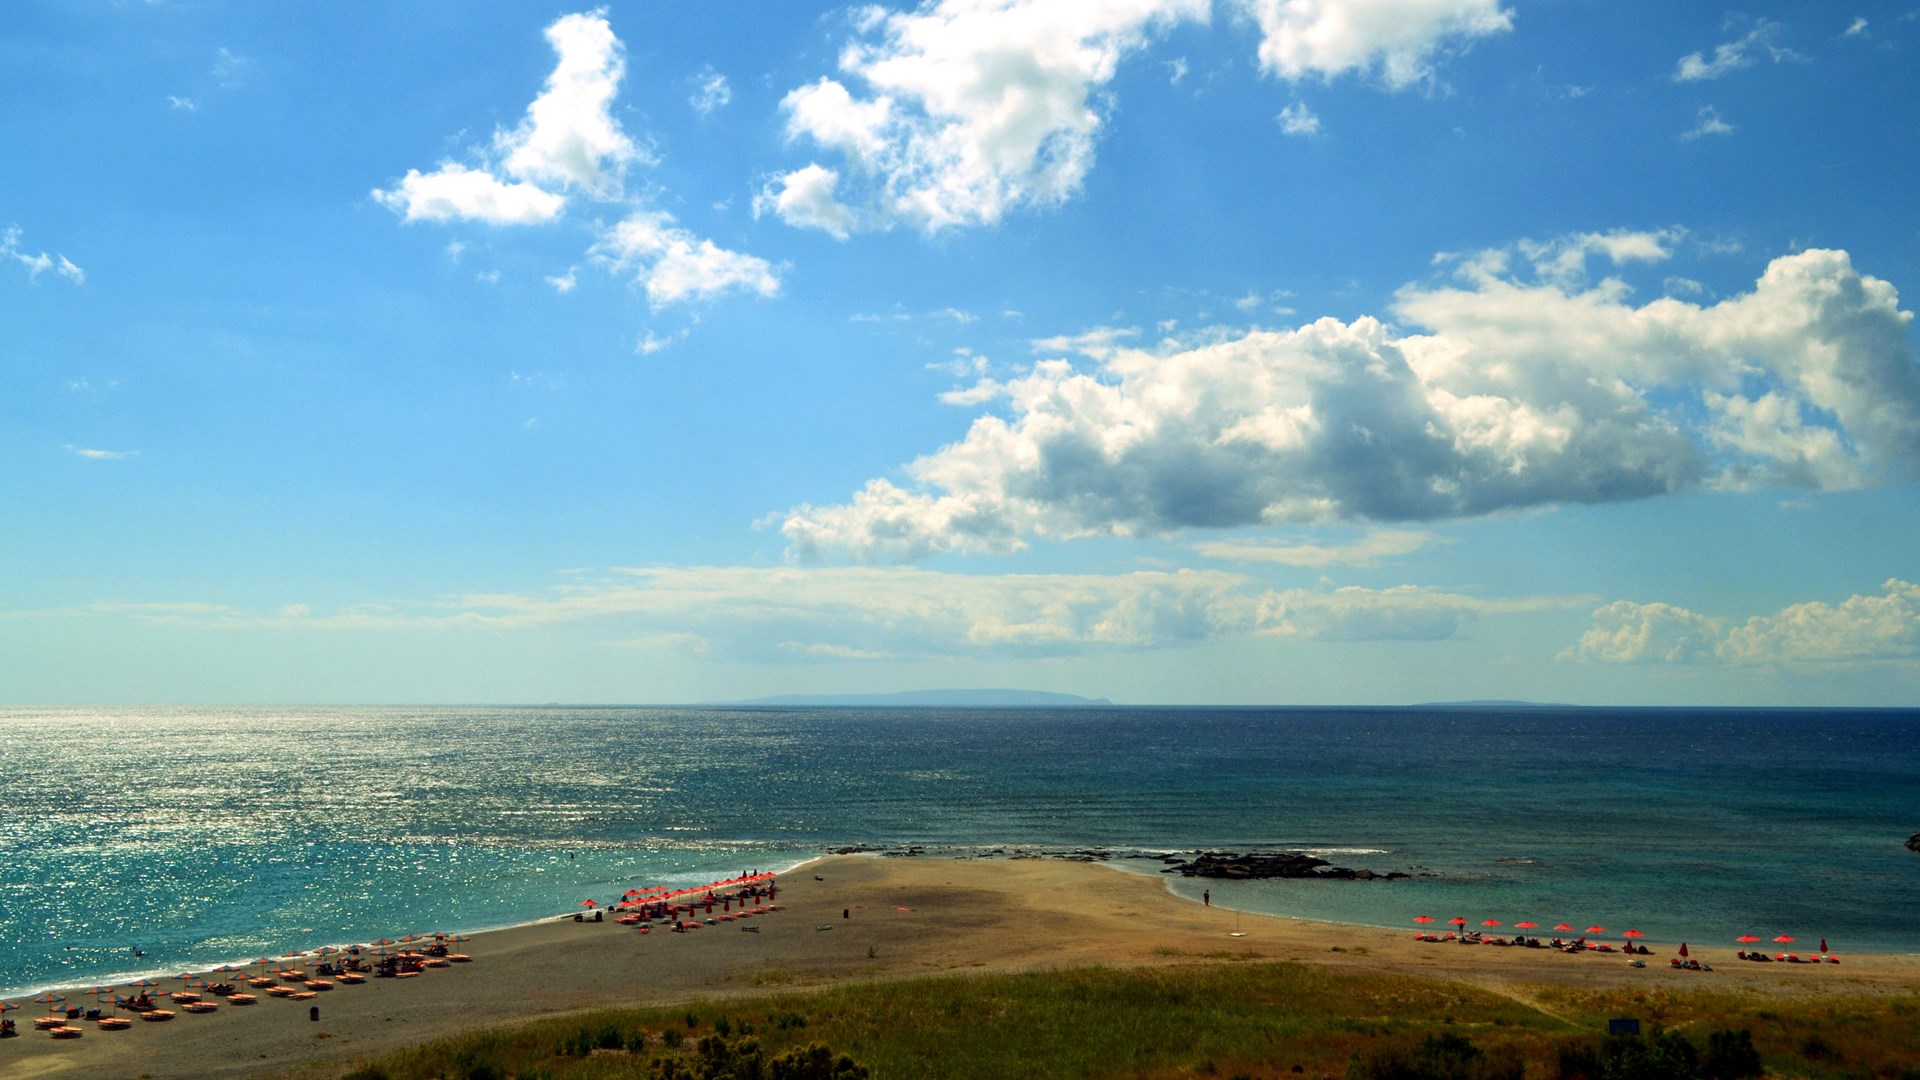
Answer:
[781,236,1920,561]
[48,566,1582,661]
[1565,579,1920,667]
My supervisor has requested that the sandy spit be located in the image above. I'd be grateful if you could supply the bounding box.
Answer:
[8,855,1915,1080]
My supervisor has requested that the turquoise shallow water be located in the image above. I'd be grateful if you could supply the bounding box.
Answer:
[2,705,1916,997]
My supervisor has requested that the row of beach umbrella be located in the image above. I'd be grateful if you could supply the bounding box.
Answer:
[1414,916,1830,951]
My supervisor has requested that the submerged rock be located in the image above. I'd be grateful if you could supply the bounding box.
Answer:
[1908,832,1919,854]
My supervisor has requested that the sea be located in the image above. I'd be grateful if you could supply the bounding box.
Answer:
[3,705,1917,999]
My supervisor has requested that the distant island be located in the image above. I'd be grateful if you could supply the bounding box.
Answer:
[1410,699,1568,708]
[714,689,1114,708]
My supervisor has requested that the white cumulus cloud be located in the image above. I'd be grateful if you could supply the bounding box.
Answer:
[781,237,1920,562]
[1277,101,1321,136]
[373,10,636,224]
[775,0,1208,233]
[373,163,567,225]
[594,211,781,307]
[754,164,857,239]
[1238,0,1513,89]
[1564,580,1920,667]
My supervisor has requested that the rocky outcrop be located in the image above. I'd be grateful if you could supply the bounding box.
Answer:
[1907,832,1919,854]
[1162,851,1409,881]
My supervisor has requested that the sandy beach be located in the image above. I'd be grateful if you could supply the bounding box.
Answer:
[8,854,1917,1080]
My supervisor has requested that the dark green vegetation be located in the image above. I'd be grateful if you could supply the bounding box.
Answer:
[333,962,1920,1079]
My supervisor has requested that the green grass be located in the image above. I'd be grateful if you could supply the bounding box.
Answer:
[329,961,1920,1080]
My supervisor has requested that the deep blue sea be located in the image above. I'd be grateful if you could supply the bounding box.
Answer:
[3,705,1917,998]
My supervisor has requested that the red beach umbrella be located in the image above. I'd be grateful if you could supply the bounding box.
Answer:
[1553,924,1574,932]
[1736,935,1760,943]
[1622,930,1644,939]
[1413,915,1434,924]
[1585,926,1606,934]
[1514,922,1538,929]
[1773,935,1795,943]
[1480,919,1501,928]
[0,1001,17,1014]
[1819,938,1829,954]
[1448,917,1467,927]
[579,899,598,908]
[1678,943,1689,958]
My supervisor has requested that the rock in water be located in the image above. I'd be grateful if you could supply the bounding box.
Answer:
[1165,851,1408,881]
[1907,832,1920,854]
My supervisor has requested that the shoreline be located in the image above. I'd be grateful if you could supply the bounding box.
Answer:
[9,845,1915,1002]
[0,852,830,1003]
[8,854,1919,1080]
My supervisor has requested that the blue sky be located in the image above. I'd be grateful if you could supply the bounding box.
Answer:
[5,0,1919,705]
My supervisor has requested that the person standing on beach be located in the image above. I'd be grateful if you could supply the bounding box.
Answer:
[1203,889,1210,907]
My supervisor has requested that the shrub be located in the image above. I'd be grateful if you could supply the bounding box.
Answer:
[1700,1029,1761,1079]
[770,1042,870,1080]
[1556,1029,1700,1080]
[1349,1033,1523,1080]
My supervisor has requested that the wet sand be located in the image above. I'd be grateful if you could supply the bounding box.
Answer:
[8,855,1916,1080]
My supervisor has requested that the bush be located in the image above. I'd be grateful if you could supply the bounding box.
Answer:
[1557,1029,1700,1080]
[1701,1029,1762,1080]
[770,1043,870,1080]
[1349,1033,1523,1080]
[644,1034,868,1080]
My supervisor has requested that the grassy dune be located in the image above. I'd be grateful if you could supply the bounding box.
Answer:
[330,960,1920,1079]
